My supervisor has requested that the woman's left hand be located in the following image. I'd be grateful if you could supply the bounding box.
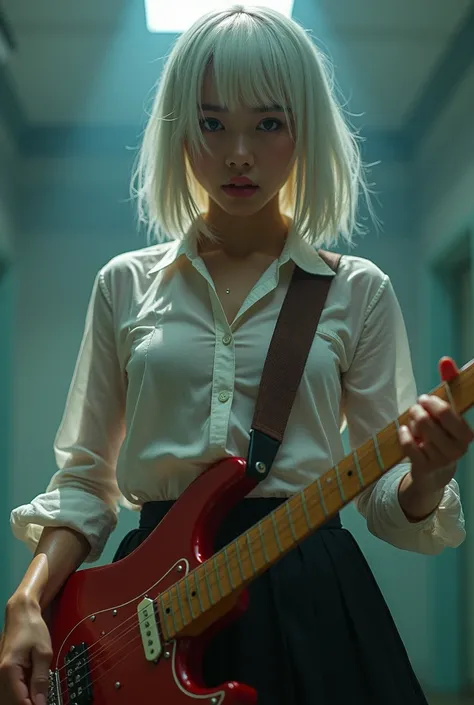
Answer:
[398,358,474,495]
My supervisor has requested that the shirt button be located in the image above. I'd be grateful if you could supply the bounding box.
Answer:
[222,334,232,345]
[218,391,230,403]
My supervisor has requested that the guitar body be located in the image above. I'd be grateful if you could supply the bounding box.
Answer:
[48,457,258,705]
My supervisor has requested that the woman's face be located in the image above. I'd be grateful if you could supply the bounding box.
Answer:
[187,69,296,219]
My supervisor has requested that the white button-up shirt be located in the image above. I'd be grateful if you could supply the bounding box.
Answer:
[10,231,465,562]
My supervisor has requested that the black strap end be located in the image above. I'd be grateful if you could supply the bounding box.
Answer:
[246,429,280,481]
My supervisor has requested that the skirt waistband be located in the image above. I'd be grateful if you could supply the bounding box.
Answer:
[140,497,342,533]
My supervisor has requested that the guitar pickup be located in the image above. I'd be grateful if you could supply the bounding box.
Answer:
[137,597,162,662]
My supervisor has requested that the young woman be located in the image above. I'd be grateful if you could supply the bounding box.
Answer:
[1,5,472,705]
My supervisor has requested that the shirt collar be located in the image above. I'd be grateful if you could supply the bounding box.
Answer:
[147,224,336,278]
[147,238,187,275]
[277,230,336,277]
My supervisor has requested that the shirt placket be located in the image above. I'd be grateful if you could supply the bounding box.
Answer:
[207,266,285,447]
[189,258,234,446]
[208,295,235,446]
[191,255,285,448]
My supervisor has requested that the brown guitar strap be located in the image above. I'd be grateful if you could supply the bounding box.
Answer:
[246,249,342,480]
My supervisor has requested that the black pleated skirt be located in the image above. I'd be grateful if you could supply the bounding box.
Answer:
[112,498,428,705]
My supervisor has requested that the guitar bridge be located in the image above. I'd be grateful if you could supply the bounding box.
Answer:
[64,642,93,704]
[138,597,162,662]
[48,642,92,705]
[48,669,62,705]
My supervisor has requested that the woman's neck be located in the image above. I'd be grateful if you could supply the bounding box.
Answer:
[198,214,291,260]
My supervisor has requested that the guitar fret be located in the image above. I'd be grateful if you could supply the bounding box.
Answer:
[301,492,313,530]
[214,555,224,597]
[167,588,179,634]
[285,502,297,543]
[223,546,236,590]
[352,449,365,488]
[185,576,196,619]
[246,531,257,574]
[194,569,204,614]
[394,418,401,453]
[235,538,247,582]
[159,594,171,641]
[334,464,345,501]
[444,381,455,408]
[175,584,186,628]
[203,561,215,606]
[372,432,385,472]
[258,520,270,563]
[272,511,283,553]
[316,477,329,516]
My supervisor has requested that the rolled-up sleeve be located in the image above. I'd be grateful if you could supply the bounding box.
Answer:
[343,274,465,555]
[10,269,126,563]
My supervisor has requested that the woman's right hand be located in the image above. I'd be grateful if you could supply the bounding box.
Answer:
[0,595,52,705]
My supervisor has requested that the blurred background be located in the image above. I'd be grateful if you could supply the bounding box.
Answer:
[0,0,473,702]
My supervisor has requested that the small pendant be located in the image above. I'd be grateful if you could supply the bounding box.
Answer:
[225,288,230,294]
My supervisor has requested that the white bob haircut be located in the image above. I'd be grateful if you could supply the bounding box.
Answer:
[132,4,375,247]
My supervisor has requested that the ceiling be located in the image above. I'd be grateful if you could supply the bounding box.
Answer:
[1,0,473,132]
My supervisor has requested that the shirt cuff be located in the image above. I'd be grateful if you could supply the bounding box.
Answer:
[360,464,466,554]
[10,487,119,563]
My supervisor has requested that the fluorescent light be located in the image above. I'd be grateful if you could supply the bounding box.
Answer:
[144,0,294,33]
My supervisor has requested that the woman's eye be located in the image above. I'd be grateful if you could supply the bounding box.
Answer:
[260,118,282,132]
[199,117,222,131]
[199,117,283,132]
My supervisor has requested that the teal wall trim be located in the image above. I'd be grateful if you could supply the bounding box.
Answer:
[427,229,472,691]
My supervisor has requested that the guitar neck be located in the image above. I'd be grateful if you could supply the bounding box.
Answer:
[160,361,474,639]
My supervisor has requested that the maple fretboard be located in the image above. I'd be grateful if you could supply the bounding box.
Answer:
[158,360,474,640]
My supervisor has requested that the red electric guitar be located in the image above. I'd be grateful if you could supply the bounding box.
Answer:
[46,358,474,705]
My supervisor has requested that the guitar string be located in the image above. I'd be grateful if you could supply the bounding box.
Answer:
[52,378,468,693]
